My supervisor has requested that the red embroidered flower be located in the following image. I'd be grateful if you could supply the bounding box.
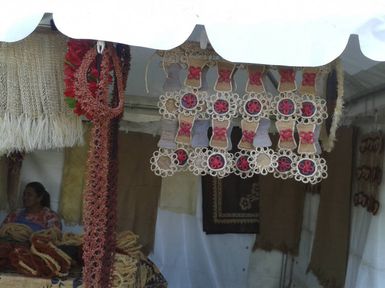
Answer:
[301,101,316,118]
[214,99,229,114]
[236,156,250,171]
[181,93,198,109]
[298,159,316,176]
[175,149,188,166]
[208,154,225,170]
[277,156,292,172]
[278,99,295,116]
[245,99,262,115]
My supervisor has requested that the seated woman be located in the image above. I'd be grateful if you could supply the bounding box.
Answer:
[1,182,62,232]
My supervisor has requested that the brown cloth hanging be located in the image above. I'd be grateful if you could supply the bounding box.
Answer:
[0,157,8,211]
[202,127,260,234]
[202,174,260,234]
[116,131,161,255]
[308,127,354,288]
[6,152,25,211]
[253,175,306,255]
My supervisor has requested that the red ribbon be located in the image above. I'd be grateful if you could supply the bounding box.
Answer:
[249,71,263,86]
[279,68,295,83]
[299,131,315,144]
[187,66,201,80]
[213,127,227,141]
[302,73,316,86]
[242,130,256,144]
[178,122,192,137]
[279,129,293,142]
[218,69,232,83]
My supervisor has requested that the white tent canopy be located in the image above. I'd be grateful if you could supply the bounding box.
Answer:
[1,0,385,66]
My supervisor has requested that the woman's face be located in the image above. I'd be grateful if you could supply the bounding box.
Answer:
[23,186,42,209]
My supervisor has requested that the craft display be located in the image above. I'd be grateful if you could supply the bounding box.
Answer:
[65,40,128,288]
[354,131,384,215]
[150,43,343,184]
[0,30,84,155]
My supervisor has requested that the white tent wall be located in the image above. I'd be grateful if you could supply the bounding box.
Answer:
[3,120,385,287]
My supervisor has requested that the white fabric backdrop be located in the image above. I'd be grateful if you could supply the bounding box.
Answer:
[150,177,255,288]
[345,124,385,288]
[1,137,385,287]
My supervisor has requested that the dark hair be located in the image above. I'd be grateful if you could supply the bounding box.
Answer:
[25,182,51,208]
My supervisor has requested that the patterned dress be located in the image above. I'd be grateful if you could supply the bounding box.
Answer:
[2,207,62,232]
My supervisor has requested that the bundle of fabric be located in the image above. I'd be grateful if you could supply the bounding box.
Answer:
[0,29,84,155]
[0,223,33,242]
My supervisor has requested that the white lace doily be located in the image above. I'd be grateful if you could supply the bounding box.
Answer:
[206,91,239,121]
[150,148,178,177]
[293,154,328,184]
[233,150,255,179]
[238,92,271,121]
[250,147,278,175]
[273,150,298,180]
[271,91,301,121]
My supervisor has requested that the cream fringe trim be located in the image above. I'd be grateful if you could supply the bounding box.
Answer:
[322,59,344,152]
[0,113,84,155]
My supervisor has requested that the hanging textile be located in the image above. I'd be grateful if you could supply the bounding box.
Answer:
[116,131,162,255]
[253,174,306,255]
[202,127,260,234]
[6,152,25,211]
[308,127,354,288]
[0,157,8,211]
[58,124,91,225]
[353,130,384,215]
[70,43,126,288]
[202,174,260,234]
[0,29,83,155]
[159,171,199,215]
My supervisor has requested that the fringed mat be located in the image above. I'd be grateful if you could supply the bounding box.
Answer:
[308,127,354,288]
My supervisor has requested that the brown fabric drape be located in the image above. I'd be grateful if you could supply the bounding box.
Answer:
[59,125,90,225]
[202,127,260,234]
[308,127,354,288]
[0,157,8,211]
[253,175,306,255]
[202,174,260,234]
[116,131,161,255]
[6,152,24,211]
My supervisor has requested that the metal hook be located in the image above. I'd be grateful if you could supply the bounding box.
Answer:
[96,40,105,54]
